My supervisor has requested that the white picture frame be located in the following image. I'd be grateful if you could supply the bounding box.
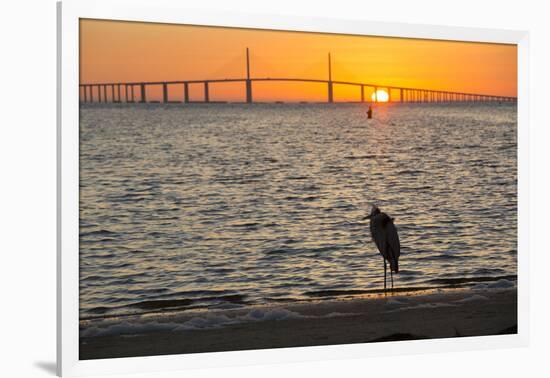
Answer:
[57,0,530,376]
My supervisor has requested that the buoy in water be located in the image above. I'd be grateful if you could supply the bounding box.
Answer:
[367,105,373,119]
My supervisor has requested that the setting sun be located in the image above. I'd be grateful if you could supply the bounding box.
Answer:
[372,90,390,102]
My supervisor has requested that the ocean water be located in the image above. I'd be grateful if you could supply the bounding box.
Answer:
[79,103,517,320]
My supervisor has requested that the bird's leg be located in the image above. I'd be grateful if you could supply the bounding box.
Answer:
[384,260,387,295]
[390,270,394,293]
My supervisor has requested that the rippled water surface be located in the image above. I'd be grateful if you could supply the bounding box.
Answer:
[79,103,517,319]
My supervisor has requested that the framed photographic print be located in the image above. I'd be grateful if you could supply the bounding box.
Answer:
[57,0,529,376]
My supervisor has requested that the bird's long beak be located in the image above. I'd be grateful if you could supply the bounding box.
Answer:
[362,215,371,220]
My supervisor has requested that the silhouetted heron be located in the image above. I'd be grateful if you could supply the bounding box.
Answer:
[363,205,400,292]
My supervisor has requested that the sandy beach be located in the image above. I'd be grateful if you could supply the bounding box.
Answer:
[80,287,517,360]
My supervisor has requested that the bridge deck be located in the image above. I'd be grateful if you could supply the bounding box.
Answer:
[79,49,516,104]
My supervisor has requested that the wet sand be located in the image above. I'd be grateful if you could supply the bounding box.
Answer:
[80,288,517,360]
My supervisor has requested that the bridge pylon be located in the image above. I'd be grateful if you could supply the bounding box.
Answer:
[246,48,253,103]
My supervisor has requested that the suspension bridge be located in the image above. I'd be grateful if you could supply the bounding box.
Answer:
[79,48,517,104]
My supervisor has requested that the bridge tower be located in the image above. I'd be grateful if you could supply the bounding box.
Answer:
[328,53,334,103]
[246,48,253,103]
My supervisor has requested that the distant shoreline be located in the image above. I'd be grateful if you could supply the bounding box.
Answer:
[80,287,517,360]
[78,101,518,106]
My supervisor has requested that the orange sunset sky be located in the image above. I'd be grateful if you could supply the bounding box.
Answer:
[80,19,517,102]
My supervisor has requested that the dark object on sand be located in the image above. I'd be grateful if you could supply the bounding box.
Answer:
[371,333,428,342]
[363,205,401,291]
[367,105,373,119]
